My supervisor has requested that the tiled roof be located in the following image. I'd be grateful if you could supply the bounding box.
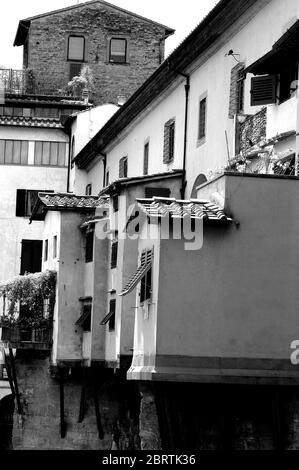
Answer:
[136,197,232,222]
[38,192,109,209]
[0,116,63,128]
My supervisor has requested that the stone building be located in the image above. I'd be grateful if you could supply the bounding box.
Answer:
[13,0,174,105]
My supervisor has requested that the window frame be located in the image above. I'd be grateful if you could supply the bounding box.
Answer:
[109,37,128,64]
[143,140,149,175]
[140,264,152,304]
[110,240,118,269]
[67,35,86,62]
[85,229,94,263]
[53,235,58,259]
[163,118,175,164]
[108,299,116,332]
[197,93,207,146]
[44,239,48,262]
[119,156,128,178]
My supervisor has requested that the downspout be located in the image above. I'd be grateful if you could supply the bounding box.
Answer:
[66,136,72,193]
[167,60,190,199]
[102,153,107,188]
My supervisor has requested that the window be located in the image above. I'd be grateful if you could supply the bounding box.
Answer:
[53,235,58,259]
[250,75,277,106]
[143,141,149,175]
[198,97,207,141]
[16,189,52,217]
[110,241,118,269]
[228,63,245,117]
[109,38,127,63]
[108,299,116,331]
[44,239,48,262]
[0,140,28,165]
[279,63,298,103]
[119,156,128,178]
[76,298,92,332]
[85,229,94,263]
[112,194,119,212]
[34,141,67,167]
[106,170,110,186]
[140,265,152,303]
[163,119,175,164]
[145,187,170,198]
[85,184,92,195]
[69,63,82,81]
[20,240,42,275]
[67,35,85,62]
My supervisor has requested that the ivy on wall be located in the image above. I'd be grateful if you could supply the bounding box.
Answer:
[0,270,56,328]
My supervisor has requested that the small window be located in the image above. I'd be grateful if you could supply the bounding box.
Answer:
[106,170,110,186]
[76,299,92,332]
[163,119,175,164]
[140,266,152,303]
[16,189,46,217]
[112,195,119,212]
[109,38,127,63]
[69,63,82,81]
[85,184,92,196]
[85,230,94,263]
[108,299,116,331]
[198,97,207,141]
[143,142,149,175]
[119,156,128,178]
[53,235,58,259]
[44,239,48,262]
[68,35,85,62]
[110,241,118,269]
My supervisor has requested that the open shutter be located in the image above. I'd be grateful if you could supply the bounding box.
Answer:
[16,189,26,217]
[250,75,277,106]
[228,63,245,117]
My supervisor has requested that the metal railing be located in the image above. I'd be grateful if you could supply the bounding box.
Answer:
[0,325,52,349]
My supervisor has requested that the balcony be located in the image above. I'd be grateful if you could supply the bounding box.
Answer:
[0,324,52,350]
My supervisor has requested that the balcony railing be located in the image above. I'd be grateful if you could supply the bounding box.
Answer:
[0,325,52,350]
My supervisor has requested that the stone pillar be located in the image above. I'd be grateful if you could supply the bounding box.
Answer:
[139,383,161,450]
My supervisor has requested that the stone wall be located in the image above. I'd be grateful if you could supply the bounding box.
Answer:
[11,351,145,450]
[26,3,169,104]
[239,107,267,153]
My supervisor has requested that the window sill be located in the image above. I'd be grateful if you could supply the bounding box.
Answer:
[107,61,130,66]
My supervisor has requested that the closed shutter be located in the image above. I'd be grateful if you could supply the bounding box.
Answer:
[16,189,26,216]
[143,142,149,175]
[69,63,82,80]
[229,63,245,117]
[250,75,277,106]
[163,119,175,163]
[110,241,118,269]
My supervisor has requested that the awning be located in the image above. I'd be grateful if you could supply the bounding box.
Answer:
[244,20,299,75]
[75,307,91,327]
[100,310,115,325]
[119,250,153,297]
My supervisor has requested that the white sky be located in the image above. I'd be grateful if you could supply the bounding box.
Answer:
[0,0,219,68]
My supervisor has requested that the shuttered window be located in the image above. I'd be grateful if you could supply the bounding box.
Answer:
[250,75,277,106]
[228,63,245,117]
[143,142,149,175]
[0,140,28,165]
[68,36,85,61]
[140,266,152,303]
[110,241,118,269]
[109,38,127,63]
[163,119,175,164]
[34,141,67,167]
[108,300,116,331]
[119,156,128,178]
[198,97,207,140]
[69,62,82,80]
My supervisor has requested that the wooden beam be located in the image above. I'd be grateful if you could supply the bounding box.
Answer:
[8,348,22,414]
[78,367,87,423]
[93,375,104,439]
[59,369,66,438]
[1,348,15,397]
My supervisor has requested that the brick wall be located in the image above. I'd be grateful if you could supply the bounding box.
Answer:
[26,3,169,104]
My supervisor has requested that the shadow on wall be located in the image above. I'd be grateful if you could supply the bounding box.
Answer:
[0,394,15,450]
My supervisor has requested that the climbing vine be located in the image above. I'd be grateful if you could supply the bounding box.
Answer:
[0,270,56,328]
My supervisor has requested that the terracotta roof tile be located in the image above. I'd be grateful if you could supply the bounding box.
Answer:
[0,115,63,128]
[136,197,232,222]
[38,192,109,209]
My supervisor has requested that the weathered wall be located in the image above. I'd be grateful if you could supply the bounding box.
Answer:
[12,352,145,450]
[26,2,170,104]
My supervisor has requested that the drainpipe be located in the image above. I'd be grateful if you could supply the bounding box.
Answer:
[167,60,190,199]
[102,153,107,188]
[66,136,72,193]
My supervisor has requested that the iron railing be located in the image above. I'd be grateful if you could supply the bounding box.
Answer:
[0,325,52,349]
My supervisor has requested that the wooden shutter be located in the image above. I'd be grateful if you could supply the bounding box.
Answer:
[16,189,26,216]
[143,142,149,175]
[229,63,245,117]
[250,75,277,106]
[110,241,118,269]
[69,63,82,80]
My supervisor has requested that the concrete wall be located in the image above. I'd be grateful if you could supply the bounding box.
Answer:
[25,2,170,104]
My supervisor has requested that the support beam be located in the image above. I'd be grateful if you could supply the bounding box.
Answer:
[78,367,87,423]
[59,369,66,438]
[93,376,104,439]
[1,349,15,398]
[8,348,22,414]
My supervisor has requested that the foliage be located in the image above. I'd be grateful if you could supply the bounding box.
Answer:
[67,65,95,95]
[0,270,56,328]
